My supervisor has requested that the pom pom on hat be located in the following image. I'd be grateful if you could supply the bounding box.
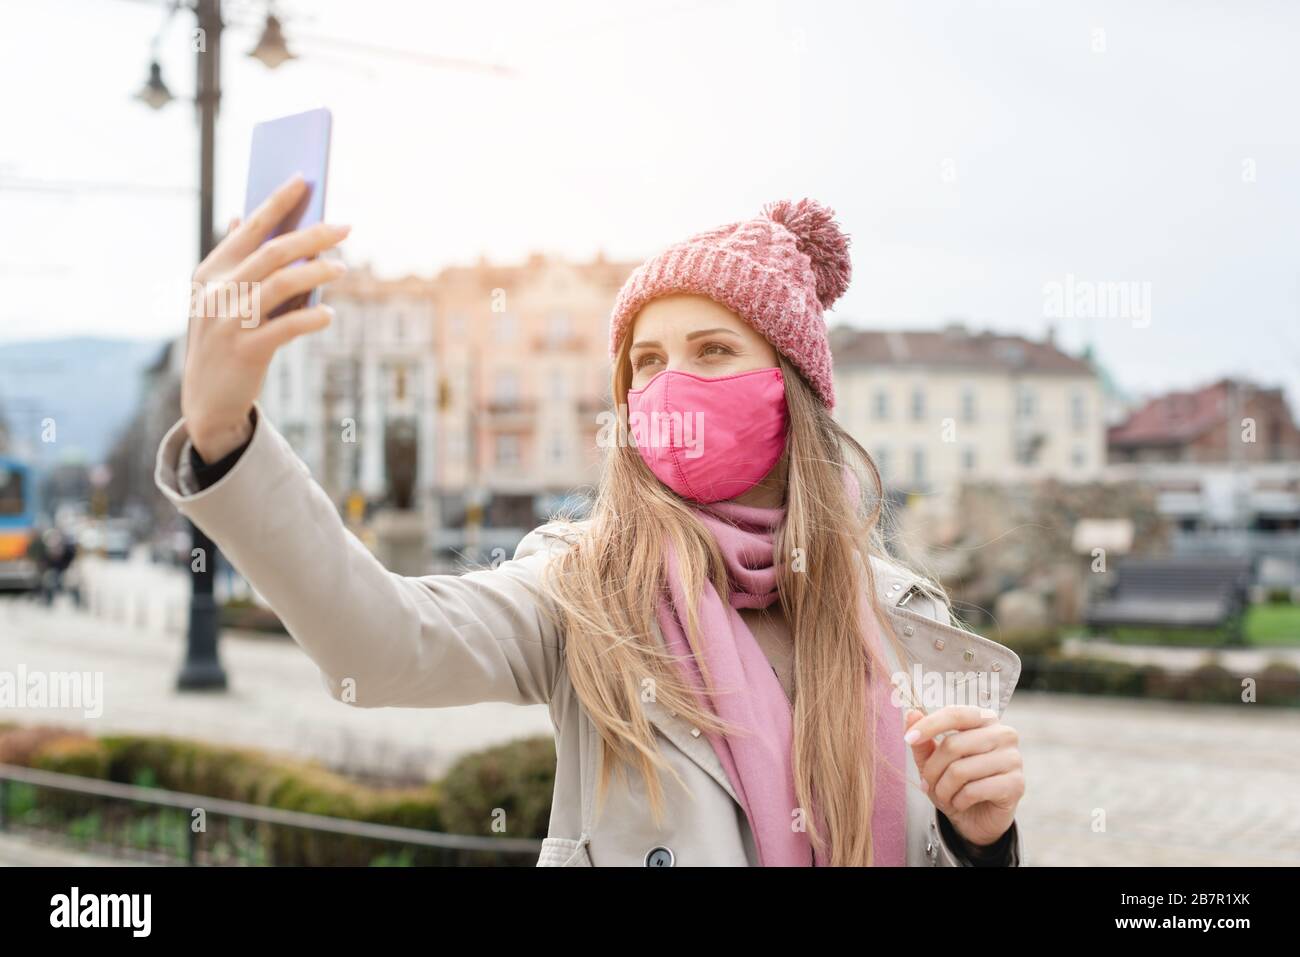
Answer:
[761,198,852,309]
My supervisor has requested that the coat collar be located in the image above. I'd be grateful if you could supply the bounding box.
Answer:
[642,688,742,804]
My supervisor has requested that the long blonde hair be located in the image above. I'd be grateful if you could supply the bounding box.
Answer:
[537,337,929,865]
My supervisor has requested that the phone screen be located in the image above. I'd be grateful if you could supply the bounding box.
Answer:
[243,107,332,319]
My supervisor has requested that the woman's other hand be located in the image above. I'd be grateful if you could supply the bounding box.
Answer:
[903,705,1024,849]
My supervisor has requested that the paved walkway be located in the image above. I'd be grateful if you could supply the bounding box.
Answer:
[4,583,1300,866]
[0,832,150,866]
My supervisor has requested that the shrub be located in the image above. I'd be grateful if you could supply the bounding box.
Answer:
[97,733,445,865]
[1254,661,1300,707]
[1185,661,1241,704]
[30,736,110,779]
[0,728,109,824]
[0,725,94,767]
[993,628,1062,658]
[437,736,556,840]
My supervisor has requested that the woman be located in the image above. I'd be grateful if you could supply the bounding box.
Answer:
[157,177,1026,867]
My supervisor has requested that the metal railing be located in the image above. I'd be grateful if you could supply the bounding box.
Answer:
[0,763,543,867]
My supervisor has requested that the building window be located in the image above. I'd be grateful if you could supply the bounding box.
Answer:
[394,313,405,343]
[493,368,520,406]
[1071,389,1087,431]
[546,311,572,347]
[912,447,926,485]
[874,447,890,482]
[961,386,977,423]
[911,387,926,422]
[495,312,518,343]
[495,434,521,469]
[550,369,567,402]
[449,312,468,340]
[962,446,977,472]
[873,390,890,420]
[547,432,568,466]
[1017,384,1036,419]
[1015,434,1043,466]
[1072,445,1086,468]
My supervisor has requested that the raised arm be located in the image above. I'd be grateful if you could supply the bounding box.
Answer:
[159,173,563,709]
[155,404,564,707]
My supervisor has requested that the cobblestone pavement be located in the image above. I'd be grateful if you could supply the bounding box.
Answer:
[4,590,1299,866]
[1004,690,1300,866]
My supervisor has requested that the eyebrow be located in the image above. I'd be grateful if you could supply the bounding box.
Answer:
[630,328,743,350]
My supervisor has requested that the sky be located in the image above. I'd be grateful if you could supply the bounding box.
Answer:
[1,0,1298,408]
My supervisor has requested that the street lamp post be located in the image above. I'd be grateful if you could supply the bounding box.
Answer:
[176,0,228,690]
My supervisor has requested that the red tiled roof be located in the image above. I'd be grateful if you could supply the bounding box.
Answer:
[1107,380,1230,447]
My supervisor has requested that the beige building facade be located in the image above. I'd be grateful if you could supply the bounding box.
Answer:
[830,324,1106,508]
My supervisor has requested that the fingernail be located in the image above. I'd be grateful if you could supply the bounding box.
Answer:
[903,729,920,745]
[980,708,997,720]
[328,259,348,273]
[333,224,352,236]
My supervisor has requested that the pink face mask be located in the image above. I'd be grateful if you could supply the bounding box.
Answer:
[625,367,789,503]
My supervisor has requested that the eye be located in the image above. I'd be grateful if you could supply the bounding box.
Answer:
[633,353,663,370]
[700,341,737,359]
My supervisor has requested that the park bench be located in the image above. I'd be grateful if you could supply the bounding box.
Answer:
[1084,556,1252,642]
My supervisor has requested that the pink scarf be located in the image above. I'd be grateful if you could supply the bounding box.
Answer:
[654,498,907,866]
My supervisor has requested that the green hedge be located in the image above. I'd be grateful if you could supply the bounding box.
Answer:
[1019,654,1300,706]
[0,728,557,865]
[219,598,289,636]
[438,736,557,839]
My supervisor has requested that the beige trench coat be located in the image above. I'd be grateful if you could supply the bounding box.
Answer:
[155,403,1025,867]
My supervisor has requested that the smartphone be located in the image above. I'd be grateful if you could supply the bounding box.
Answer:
[242,107,332,319]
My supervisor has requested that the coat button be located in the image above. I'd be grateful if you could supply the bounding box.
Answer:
[644,846,675,867]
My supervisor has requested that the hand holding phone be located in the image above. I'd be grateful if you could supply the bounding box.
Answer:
[182,171,349,462]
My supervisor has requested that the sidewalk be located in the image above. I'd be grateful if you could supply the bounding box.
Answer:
[0,832,149,867]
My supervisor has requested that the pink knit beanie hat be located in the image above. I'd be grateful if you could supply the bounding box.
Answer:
[608,198,851,409]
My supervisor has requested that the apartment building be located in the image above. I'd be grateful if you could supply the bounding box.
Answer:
[430,252,636,555]
[1105,377,1300,543]
[830,323,1106,507]
[258,266,438,514]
